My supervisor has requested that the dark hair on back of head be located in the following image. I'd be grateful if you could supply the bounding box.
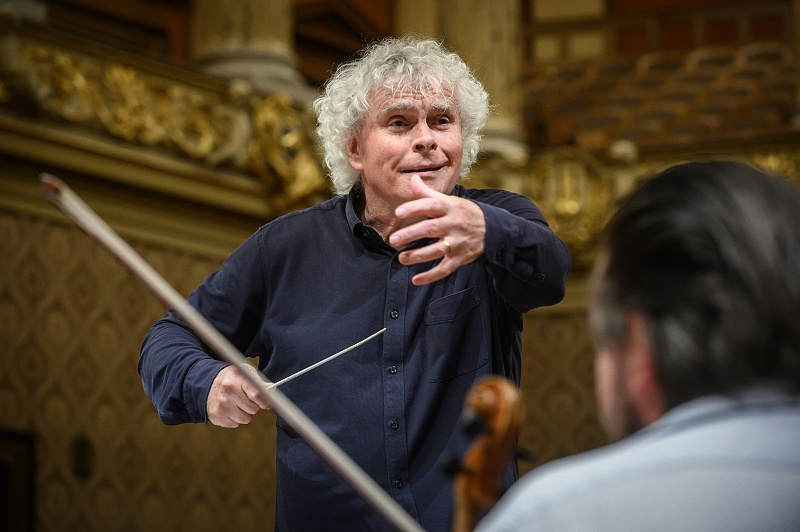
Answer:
[592,160,800,407]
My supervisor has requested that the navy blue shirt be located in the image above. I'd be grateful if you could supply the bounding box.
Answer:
[139,184,571,531]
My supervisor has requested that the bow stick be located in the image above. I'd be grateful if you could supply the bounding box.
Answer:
[40,173,423,532]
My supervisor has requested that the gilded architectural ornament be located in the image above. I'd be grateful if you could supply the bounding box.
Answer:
[248,92,328,210]
[528,148,615,269]
[466,151,530,194]
[0,19,328,214]
[753,152,799,185]
[468,148,616,270]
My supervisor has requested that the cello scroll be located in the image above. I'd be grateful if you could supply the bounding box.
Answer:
[451,375,523,532]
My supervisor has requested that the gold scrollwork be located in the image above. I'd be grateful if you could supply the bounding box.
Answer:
[1,33,328,211]
[529,147,615,269]
[753,152,799,186]
[162,85,217,159]
[18,46,93,121]
[248,92,327,209]
[97,64,165,145]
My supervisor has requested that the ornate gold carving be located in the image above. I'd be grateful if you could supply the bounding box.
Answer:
[521,312,605,471]
[528,147,615,269]
[0,23,327,213]
[470,144,800,274]
[248,92,328,210]
[27,47,94,122]
[753,151,799,185]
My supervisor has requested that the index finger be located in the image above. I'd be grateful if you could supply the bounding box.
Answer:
[238,365,273,410]
[243,380,273,410]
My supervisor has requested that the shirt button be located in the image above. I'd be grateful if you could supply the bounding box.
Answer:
[388,365,398,375]
[390,309,399,319]
[390,420,399,430]
[394,479,403,489]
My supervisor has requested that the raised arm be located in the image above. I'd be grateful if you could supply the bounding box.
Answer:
[390,175,571,312]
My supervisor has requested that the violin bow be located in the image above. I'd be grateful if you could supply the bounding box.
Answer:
[40,173,423,532]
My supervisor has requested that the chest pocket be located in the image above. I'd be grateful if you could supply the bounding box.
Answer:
[425,286,489,382]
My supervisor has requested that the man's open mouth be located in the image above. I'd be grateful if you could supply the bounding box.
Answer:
[402,166,444,173]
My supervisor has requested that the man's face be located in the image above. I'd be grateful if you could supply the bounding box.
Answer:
[348,87,463,210]
[591,253,643,442]
[595,343,643,442]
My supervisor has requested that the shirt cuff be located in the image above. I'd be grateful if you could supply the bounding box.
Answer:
[184,357,230,423]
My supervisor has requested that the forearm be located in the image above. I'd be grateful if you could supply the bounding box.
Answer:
[479,201,571,312]
[138,232,268,425]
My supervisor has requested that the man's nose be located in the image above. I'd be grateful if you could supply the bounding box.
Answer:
[413,123,437,152]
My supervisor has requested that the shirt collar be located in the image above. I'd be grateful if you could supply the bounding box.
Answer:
[345,186,392,251]
[344,186,364,235]
[344,183,466,250]
[643,383,799,437]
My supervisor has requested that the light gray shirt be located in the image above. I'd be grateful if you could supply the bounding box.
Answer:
[477,387,800,532]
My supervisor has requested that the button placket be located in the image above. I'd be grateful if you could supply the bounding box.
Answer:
[381,256,417,516]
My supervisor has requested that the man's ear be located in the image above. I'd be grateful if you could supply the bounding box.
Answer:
[624,312,666,426]
[347,136,363,172]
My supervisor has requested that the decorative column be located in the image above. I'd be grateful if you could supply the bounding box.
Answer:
[441,0,528,164]
[190,0,315,104]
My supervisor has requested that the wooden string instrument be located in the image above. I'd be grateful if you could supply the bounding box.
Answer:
[451,375,523,532]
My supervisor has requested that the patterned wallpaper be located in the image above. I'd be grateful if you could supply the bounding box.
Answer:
[520,313,605,471]
[1,212,277,531]
[0,209,602,531]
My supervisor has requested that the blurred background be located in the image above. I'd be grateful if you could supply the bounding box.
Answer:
[1,0,798,530]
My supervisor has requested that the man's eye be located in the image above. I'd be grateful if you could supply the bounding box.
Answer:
[389,119,406,127]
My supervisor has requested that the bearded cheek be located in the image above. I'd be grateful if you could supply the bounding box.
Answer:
[595,351,633,442]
